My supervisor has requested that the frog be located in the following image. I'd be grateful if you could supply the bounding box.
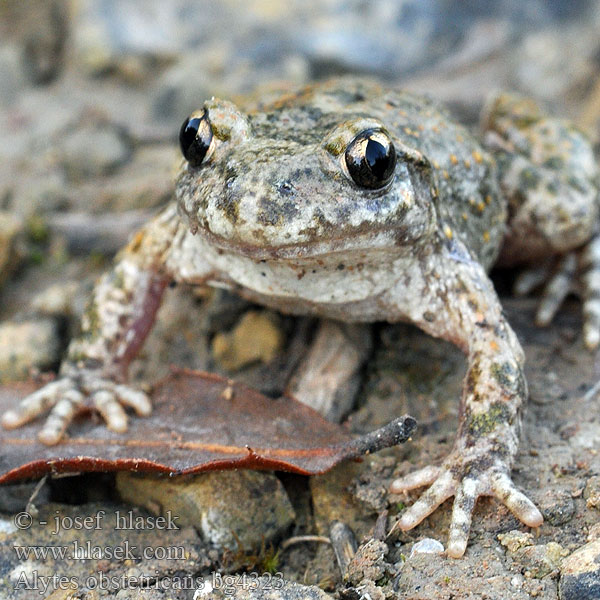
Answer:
[3,77,599,558]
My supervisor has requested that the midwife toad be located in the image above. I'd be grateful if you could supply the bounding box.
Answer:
[4,78,600,557]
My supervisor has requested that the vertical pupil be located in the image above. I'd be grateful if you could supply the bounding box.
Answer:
[365,139,388,178]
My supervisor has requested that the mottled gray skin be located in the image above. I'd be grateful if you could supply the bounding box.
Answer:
[4,78,600,558]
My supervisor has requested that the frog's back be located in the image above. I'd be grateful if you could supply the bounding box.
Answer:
[252,78,506,269]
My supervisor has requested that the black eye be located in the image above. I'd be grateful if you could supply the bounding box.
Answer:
[179,109,213,167]
[345,129,396,189]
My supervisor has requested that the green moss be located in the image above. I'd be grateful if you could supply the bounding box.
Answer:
[26,215,49,243]
[260,547,280,575]
[491,362,514,388]
[29,248,44,265]
[81,300,101,339]
[467,403,508,436]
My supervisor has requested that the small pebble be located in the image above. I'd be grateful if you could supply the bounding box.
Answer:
[538,488,575,525]
[584,475,600,510]
[410,538,445,557]
[498,530,534,553]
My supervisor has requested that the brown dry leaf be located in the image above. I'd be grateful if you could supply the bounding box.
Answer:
[0,369,416,484]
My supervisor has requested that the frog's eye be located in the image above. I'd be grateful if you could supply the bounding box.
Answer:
[345,129,396,189]
[179,109,213,167]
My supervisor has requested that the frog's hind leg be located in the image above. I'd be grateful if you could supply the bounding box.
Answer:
[513,260,552,297]
[513,236,600,350]
[533,253,577,327]
[581,235,600,349]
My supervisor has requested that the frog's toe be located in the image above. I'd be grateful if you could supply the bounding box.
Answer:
[389,464,440,492]
[38,388,84,445]
[444,472,542,558]
[513,261,552,297]
[534,253,577,326]
[92,390,128,433]
[85,380,152,433]
[490,472,543,528]
[581,236,600,350]
[114,384,152,416]
[1,379,70,430]
[391,469,455,530]
[447,477,479,557]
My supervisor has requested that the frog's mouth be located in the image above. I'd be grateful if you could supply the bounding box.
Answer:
[193,221,431,262]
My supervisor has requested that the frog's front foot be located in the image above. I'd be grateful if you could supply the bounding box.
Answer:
[514,235,600,350]
[0,370,152,445]
[389,448,542,558]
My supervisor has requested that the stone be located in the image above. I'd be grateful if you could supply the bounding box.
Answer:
[60,124,132,181]
[30,282,79,317]
[0,319,61,382]
[345,539,389,586]
[0,211,24,285]
[559,539,600,600]
[116,470,295,551]
[512,542,567,578]
[584,475,600,510]
[538,487,576,525]
[212,310,284,371]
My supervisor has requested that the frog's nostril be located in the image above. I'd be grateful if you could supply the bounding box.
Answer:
[277,181,296,197]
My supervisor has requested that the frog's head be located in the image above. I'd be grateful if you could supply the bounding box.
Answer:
[175,96,437,261]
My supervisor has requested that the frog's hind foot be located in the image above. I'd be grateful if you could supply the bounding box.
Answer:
[389,458,542,558]
[513,235,600,350]
[1,374,152,445]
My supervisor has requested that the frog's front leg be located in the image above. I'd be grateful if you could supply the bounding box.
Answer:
[1,204,183,444]
[388,242,543,557]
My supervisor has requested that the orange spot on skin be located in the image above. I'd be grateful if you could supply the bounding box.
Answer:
[472,151,483,164]
[450,154,458,165]
[490,340,499,352]
[483,231,491,242]
[464,159,471,169]
[127,231,146,253]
